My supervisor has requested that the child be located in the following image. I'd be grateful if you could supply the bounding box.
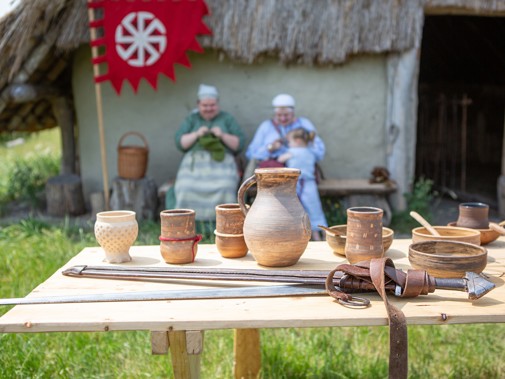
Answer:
[277,127,328,241]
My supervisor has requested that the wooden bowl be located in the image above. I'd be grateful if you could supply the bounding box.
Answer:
[447,221,505,245]
[325,225,394,256]
[411,226,481,246]
[409,240,488,278]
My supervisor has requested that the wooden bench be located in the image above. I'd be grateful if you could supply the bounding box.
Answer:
[318,179,397,225]
[158,178,397,225]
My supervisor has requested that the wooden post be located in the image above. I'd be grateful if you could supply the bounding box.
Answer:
[498,108,505,218]
[51,96,76,175]
[87,2,110,210]
[460,94,472,193]
[168,330,204,379]
[234,329,261,379]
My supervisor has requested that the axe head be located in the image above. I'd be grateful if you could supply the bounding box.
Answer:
[465,272,495,300]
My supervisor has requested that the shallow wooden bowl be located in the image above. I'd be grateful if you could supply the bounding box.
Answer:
[447,221,505,245]
[408,240,487,278]
[411,226,481,246]
[325,225,394,256]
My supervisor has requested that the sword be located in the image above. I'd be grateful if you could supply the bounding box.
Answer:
[0,266,494,307]
[0,284,326,306]
[61,265,495,300]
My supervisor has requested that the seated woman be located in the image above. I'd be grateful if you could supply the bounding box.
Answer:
[245,93,325,172]
[278,127,328,241]
[173,84,246,220]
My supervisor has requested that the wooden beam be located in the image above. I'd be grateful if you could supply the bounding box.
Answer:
[8,84,61,103]
[424,6,505,17]
[151,331,169,355]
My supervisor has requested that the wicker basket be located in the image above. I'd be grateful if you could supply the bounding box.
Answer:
[117,131,149,180]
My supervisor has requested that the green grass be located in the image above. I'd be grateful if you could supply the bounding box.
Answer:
[0,130,60,210]
[0,129,60,160]
[1,219,504,378]
[0,130,504,378]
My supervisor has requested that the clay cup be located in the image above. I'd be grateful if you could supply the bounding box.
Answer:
[215,203,248,258]
[159,209,201,264]
[94,210,138,263]
[456,202,489,230]
[344,207,384,264]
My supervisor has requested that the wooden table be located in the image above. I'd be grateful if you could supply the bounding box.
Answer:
[1,239,504,378]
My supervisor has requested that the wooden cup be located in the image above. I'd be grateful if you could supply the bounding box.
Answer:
[215,203,248,258]
[344,206,384,264]
[159,209,201,264]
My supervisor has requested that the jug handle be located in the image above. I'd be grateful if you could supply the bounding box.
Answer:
[238,174,256,216]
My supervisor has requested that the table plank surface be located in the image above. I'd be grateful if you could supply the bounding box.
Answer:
[1,239,504,333]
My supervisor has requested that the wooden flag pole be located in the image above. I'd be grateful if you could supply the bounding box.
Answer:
[87,2,110,210]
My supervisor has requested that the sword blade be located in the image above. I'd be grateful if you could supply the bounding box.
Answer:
[0,284,326,306]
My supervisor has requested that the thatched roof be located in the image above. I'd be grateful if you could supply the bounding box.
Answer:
[0,0,504,133]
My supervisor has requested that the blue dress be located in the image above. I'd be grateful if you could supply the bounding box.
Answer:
[285,147,328,231]
[246,118,325,161]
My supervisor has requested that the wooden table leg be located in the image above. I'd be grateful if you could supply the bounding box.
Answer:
[234,328,261,379]
[167,330,204,379]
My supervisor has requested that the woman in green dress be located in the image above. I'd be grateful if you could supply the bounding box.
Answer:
[173,84,246,220]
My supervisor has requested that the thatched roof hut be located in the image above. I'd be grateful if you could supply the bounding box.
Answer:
[2,0,503,133]
[1,0,504,213]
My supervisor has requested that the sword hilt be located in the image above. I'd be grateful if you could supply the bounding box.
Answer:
[339,271,495,300]
[434,272,495,300]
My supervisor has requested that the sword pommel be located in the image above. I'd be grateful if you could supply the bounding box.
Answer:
[465,272,495,300]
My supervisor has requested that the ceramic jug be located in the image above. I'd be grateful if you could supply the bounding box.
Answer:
[238,168,311,267]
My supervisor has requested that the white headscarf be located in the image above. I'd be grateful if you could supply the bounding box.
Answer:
[198,84,219,100]
[272,94,295,108]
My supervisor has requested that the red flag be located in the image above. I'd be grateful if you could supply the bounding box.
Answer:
[88,0,211,94]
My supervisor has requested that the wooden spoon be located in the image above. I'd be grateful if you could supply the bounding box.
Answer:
[409,211,441,237]
[318,225,346,237]
[489,222,505,235]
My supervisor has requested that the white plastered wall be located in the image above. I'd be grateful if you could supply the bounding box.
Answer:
[73,47,389,206]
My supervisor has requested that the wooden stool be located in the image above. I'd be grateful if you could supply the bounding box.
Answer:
[45,174,85,216]
[110,176,158,220]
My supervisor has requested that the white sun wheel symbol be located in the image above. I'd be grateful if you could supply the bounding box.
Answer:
[115,11,167,67]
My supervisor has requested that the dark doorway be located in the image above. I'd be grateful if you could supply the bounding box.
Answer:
[416,16,505,207]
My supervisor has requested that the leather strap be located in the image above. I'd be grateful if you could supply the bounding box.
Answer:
[325,258,429,379]
[369,258,408,379]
